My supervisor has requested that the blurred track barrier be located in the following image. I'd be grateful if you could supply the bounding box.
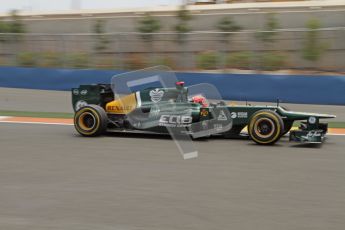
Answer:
[0,67,344,105]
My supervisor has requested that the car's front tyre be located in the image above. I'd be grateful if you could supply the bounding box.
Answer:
[74,105,108,137]
[248,110,284,145]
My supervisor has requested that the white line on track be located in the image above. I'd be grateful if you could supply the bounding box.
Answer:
[0,121,73,126]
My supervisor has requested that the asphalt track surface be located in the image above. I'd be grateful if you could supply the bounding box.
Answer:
[1,122,345,230]
[1,87,345,229]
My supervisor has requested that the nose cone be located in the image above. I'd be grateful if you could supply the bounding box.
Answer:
[279,107,336,120]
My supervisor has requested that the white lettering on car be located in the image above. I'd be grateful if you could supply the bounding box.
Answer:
[159,115,192,127]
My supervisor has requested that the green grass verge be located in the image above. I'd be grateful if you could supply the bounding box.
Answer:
[0,110,73,119]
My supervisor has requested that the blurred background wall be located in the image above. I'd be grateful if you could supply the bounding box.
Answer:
[0,0,344,72]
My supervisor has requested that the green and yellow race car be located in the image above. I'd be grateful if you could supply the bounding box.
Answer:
[71,80,335,145]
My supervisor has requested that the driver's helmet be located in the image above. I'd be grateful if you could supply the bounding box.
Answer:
[191,95,208,107]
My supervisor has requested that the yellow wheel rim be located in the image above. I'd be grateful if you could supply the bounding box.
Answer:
[254,117,275,138]
[78,112,96,131]
[249,111,282,144]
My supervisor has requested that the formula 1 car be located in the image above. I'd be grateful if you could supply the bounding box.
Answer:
[72,80,335,145]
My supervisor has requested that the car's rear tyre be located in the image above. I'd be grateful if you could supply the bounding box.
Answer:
[248,110,284,145]
[74,105,108,137]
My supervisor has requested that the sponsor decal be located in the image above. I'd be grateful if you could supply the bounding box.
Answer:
[80,90,88,95]
[149,88,164,103]
[214,123,223,131]
[230,112,248,119]
[308,131,321,137]
[75,100,88,111]
[159,115,192,127]
[308,116,317,124]
[217,110,228,121]
[107,105,133,111]
[238,112,248,118]
[302,131,322,139]
[150,107,160,117]
[200,109,209,117]
[73,89,79,95]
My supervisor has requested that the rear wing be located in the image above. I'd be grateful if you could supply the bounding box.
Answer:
[71,84,114,111]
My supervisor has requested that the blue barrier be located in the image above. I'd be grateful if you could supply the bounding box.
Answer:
[0,66,344,105]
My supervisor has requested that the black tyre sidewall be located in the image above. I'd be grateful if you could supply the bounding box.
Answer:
[282,120,294,136]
